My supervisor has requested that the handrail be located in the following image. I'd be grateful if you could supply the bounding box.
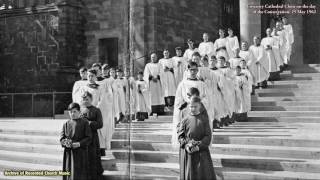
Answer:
[0,92,72,118]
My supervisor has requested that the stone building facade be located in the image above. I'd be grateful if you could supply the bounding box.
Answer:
[0,0,319,93]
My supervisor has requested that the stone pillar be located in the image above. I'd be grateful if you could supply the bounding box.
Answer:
[239,0,261,44]
[129,0,146,74]
[284,0,303,65]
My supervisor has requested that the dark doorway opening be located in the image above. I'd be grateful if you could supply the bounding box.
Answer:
[220,0,240,37]
[99,38,118,68]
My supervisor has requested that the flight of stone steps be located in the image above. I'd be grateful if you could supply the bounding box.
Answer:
[0,64,320,180]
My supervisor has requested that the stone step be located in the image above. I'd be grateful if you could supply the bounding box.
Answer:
[252,101,320,106]
[112,135,320,150]
[219,167,320,180]
[279,75,320,80]
[105,154,320,174]
[252,96,320,102]
[110,144,320,162]
[0,150,62,166]
[102,170,177,180]
[251,106,320,111]
[268,79,320,84]
[257,91,320,97]
[286,72,320,77]
[0,141,62,155]
[256,88,320,93]
[0,173,60,180]
[0,134,58,145]
[247,117,320,123]
[267,84,320,89]
[0,129,59,136]
[248,111,320,117]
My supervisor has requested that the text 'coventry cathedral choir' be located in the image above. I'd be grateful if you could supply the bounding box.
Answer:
[60,17,294,180]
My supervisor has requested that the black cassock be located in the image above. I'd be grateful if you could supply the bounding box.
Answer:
[60,118,92,180]
[178,110,216,180]
[81,105,104,180]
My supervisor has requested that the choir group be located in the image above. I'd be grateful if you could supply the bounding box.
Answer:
[60,16,294,180]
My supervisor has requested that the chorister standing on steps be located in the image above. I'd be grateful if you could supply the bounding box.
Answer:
[68,16,294,180]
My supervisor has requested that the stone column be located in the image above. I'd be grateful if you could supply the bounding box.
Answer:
[239,0,261,44]
[283,0,303,65]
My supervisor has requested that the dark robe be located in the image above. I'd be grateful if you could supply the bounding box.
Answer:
[81,106,104,180]
[60,118,92,180]
[177,109,216,180]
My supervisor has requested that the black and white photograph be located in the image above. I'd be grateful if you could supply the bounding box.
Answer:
[0,0,319,179]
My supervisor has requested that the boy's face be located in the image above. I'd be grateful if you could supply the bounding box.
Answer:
[163,51,169,58]
[117,72,123,78]
[92,67,101,77]
[240,61,246,69]
[151,54,157,63]
[137,74,143,80]
[235,68,241,75]
[87,72,97,82]
[191,55,200,64]
[228,29,233,36]
[219,30,225,37]
[102,69,109,76]
[241,42,248,51]
[203,33,209,42]
[109,70,116,78]
[189,101,200,115]
[80,70,87,80]
[188,65,199,78]
[188,41,194,48]
[81,96,92,106]
[253,37,260,45]
[69,108,80,119]
[176,50,182,56]
[209,59,217,68]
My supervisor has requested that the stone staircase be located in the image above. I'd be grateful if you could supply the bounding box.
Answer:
[0,64,320,179]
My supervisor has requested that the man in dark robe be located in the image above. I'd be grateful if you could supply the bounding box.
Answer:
[177,96,216,180]
[60,102,92,180]
[80,92,104,180]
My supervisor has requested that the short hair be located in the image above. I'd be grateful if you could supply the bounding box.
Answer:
[163,49,169,52]
[67,102,80,111]
[82,91,92,99]
[175,47,182,51]
[219,29,225,33]
[240,59,246,63]
[187,39,194,43]
[88,69,97,75]
[92,63,102,70]
[79,67,87,73]
[102,64,109,70]
[236,65,241,69]
[191,52,201,57]
[190,96,201,104]
[138,71,143,75]
[188,87,200,96]
[203,32,209,36]
[227,28,233,31]
[187,61,198,69]
[201,55,208,62]
[210,55,217,60]
[109,67,116,71]
[116,68,123,73]
[217,56,226,61]
[253,35,261,40]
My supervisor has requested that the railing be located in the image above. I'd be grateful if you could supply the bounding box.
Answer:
[0,92,71,118]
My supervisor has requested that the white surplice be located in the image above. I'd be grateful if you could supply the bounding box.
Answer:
[248,45,270,85]
[183,48,199,61]
[172,56,188,86]
[158,58,177,97]
[226,36,240,58]
[198,41,215,57]
[143,62,165,106]
[213,38,230,61]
